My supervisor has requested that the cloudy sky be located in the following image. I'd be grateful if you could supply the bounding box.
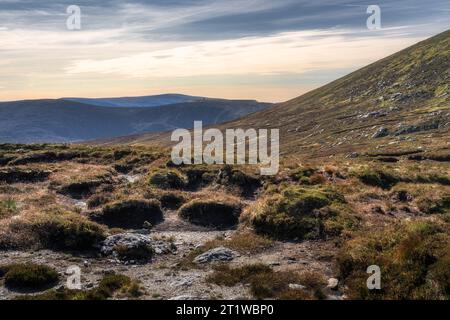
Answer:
[0,0,449,102]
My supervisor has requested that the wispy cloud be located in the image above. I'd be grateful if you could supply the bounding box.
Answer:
[0,0,449,102]
[64,29,423,78]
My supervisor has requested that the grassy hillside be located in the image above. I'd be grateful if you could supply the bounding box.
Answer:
[113,30,450,161]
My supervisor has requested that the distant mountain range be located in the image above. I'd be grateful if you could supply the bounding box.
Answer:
[0,97,271,143]
[111,30,450,159]
[63,94,204,108]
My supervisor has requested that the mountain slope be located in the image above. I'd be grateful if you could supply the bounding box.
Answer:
[112,30,450,158]
[0,99,271,143]
[63,94,204,108]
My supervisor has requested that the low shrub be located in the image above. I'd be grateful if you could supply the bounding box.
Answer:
[337,220,450,299]
[357,169,400,189]
[1,263,59,290]
[417,195,450,214]
[218,167,262,196]
[32,213,107,251]
[178,199,241,229]
[58,179,105,199]
[91,200,163,229]
[0,168,51,183]
[159,192,185,210]
[19,273,143,300]
[207,264,326,300]
[87,193,112,209]
[0,198,18,219]
[246,186,352,240]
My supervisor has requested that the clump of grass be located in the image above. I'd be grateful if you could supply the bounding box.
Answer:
[217,166,262,196]
[159,192,185,210]
[209,230,273,254]
[19,273,144,300]
[207,264,326,300]
[337,220,450,299]
[31,212,107,251]
[245,186,355,240]
[357,169,400,189]
[91,199,163,229]
[87,193,112,209]
[290,167,317,183]
[0,263,59,291]
[178,198,241,229]
[148,169,186,190]
[417,194,450,214]
[0,198,18,219]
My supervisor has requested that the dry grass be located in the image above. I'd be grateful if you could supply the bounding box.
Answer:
[206,264,327,300]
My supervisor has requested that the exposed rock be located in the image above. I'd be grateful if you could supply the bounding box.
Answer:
[101,233,154,261]
[153,241,177,255]
[289,284,306,290]
[169,295,201,300]
[169,275,200,288]
[394,120,441,136]
[372,127,389,139]
[193,247,237,264]
[327,278,339,290]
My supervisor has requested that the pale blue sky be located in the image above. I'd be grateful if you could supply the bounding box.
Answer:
[0,0,449,101]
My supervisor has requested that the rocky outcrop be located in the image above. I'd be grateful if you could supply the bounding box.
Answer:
[101,233,154,262]
[193,247,237,264]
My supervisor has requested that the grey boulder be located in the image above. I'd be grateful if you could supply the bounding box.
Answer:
[101,233,154,261]
[194,247,237,264]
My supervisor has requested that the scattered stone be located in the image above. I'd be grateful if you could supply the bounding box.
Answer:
[169,295,201,300]
[153,241,177,255]
[101,233,154,262]
[347,152,359,159]
[289,284,306,290]
[193,247,237,264]
[372,127,389,139]
[169,275,200,288]
[269,262,281,267]
[327,278,339,290]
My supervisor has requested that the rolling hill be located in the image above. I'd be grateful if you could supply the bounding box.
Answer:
[110,30,450,160]
[63,94,204,108]
[0,98,271,143]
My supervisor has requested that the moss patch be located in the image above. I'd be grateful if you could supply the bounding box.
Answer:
[1,263,59,291]
[18,273,143,300]
[247,186,354,240]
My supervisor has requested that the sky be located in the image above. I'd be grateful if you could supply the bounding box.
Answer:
[0,0,449,102]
